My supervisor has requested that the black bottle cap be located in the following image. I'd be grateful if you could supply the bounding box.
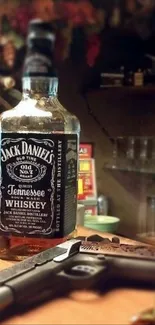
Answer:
[28,19,53,34]
[24,19,57,78]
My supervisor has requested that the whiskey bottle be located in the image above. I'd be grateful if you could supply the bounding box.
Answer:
[0,19,80,261]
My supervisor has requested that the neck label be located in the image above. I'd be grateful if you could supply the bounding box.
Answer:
[23,52,54,77]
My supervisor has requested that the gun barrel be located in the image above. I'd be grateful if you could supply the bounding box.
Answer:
[108,256,155,285]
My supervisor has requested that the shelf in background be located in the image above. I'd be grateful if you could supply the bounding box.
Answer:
[86,85,155,97]
[104,164,155,176]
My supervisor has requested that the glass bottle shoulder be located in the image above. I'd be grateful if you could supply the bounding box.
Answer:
[0,96,80,134]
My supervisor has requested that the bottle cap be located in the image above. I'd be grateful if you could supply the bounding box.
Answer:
[23,19,57,78]
[27,19,55,42]
[28,19,53,34]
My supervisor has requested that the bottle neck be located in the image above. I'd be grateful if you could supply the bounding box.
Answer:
[22,77,58,99]
[22,23,58,100]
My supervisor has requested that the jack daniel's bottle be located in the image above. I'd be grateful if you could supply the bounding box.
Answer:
[0,19,80,260]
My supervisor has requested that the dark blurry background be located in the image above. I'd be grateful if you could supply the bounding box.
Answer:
[1,0,155,90]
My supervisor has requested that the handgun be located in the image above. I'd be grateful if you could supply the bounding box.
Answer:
[0,236,155,318]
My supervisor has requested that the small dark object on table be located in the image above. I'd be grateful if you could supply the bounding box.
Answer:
[112,236,120,244]
[76,234,120,244]
[86,234,104,242]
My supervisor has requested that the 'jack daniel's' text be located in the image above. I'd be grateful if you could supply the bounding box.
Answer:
[1,140,54,164]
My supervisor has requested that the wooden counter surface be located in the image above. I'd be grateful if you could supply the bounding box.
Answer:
[0,226,154,325]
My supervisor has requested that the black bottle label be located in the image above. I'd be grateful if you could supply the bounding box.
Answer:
[0,133,78,238]
[23,36,57,78]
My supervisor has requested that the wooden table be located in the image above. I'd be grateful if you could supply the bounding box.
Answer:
[0,226,154,325]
